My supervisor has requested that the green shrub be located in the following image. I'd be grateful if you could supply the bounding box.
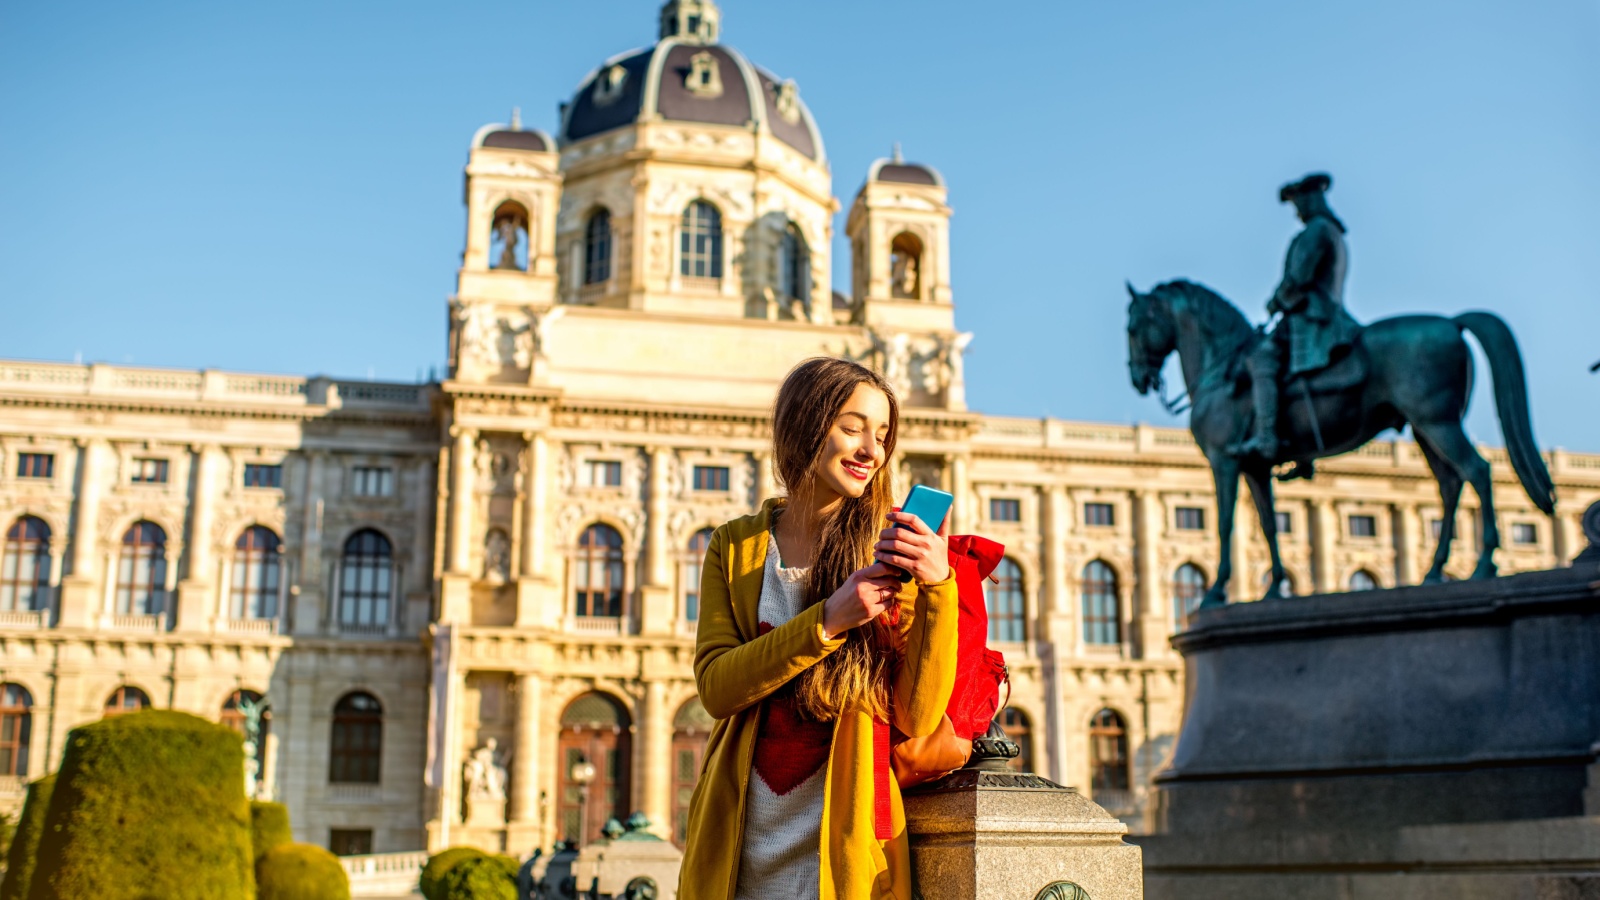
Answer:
[256,843,349,900]
[0,775,53,900]
[437,854,515,900]
[249,801,293,861]
[420,846,485,900]
[27,710,254,900]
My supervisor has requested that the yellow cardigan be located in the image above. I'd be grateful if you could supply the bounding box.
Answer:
[678,500,959,900]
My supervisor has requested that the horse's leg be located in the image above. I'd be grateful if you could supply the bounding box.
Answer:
[1412,421,1499,580]
[1202,456,1241,608]
[1415,430,1467,583]
[1242,465,1286,600]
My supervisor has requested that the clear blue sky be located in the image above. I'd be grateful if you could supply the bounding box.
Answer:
[3,0,1597,451]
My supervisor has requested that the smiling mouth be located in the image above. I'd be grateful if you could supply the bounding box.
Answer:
[841,460,872,481]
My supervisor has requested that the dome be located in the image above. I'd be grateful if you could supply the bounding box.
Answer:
[558,4,824,162]
[867,154,944,188]
[471,120,554,153]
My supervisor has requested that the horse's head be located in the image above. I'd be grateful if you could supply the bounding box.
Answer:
[1126,281,1175,396]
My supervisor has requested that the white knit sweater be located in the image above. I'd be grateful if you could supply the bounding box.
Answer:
[734,533,832,899]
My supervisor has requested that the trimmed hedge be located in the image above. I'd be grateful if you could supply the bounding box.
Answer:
[27,710,255,900]
[420,847,485,900]
[256,843,349,900]
[0,775,53,900]
[250,801,293,862]
[437,854,516,900]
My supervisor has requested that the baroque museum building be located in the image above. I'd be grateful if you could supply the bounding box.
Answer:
[0,0,1597,857]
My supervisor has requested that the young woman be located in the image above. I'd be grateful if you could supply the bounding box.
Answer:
[679,357,959,900]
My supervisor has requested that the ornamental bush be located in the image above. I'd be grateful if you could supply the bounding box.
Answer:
[436,854,516,900]
[0,775,53,900]
[27,710,255,900]
[249,801,293,862]
[256,843,350,900]
[420,846,485,900]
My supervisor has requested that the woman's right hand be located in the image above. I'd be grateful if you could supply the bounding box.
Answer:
[821,562,903,640]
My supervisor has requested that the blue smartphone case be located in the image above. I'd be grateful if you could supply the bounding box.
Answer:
[898,484,954,532]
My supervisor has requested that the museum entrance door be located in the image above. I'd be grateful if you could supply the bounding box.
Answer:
[556,692,632,846]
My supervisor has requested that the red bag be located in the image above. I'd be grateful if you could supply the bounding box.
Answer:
[885,535,1010,789]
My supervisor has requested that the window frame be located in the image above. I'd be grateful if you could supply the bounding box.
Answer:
[1088,708,1131,793]
[584,209,613,286]
[115,521,167,616]
[1,516,52,613]
[339,529,393,629]
[679,200,724,281]
[987,557,1027,643]
[583,459,624,489]
[691,465,730,493]
[230,526,282,620]
[243,463,283,489]
[15,453,53,480]
[1348,514,1378,539]
[1510,522,1538,546]
[1274,511,1293,535]
[683,527,714,622]
[105,685,150,716]
[1083,502,1115,528]
[988,498,1022,523]
[130,457,169,485]
[0,683,32,777]
[351,466,394,498]
[1171,563,1207,631]
[575,524,626,618]
[329,692,383,785]
[778,221,810,306]
[1174,506,1206,532]
[1348,569,1378,591]
[1081,560,1121,646]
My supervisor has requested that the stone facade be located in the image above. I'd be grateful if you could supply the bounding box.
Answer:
[1,0,1597,859]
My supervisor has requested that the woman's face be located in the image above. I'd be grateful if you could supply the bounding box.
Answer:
[813,382,891,503]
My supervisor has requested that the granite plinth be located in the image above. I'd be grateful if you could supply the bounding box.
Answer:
[905,768,1143,900]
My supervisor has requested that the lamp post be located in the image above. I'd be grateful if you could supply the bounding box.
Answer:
[570,757,597,846]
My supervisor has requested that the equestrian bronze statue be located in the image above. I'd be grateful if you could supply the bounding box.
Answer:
[1126,173,1554,609]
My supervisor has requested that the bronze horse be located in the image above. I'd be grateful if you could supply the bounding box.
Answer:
[1126,280,1554,607]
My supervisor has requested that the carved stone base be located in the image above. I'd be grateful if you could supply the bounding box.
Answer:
[466,796,507,828]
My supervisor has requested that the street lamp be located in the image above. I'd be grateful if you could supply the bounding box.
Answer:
[570,757,597,846]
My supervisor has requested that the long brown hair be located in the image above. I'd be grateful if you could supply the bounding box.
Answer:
[771,357,899,721]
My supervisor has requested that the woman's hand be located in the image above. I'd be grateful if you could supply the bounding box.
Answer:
[874,511,951,584]
[821,562,904,640]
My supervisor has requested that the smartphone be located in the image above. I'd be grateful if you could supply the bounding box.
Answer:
[881,485,954,580]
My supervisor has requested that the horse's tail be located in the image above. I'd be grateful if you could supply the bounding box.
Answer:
[1455,311,1555,514]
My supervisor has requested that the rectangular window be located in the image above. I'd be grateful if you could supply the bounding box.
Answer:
[352,466,394,497]
[692,465,729,492]
[1431,518,1444,540]
[243,464,283,489]
[16,453,53,479]
[1349,514,1377,538]
[1175,507,1205,531]
[1275,511,1293,534]
[1084,502,1115,527]
[329,829,373,857]
[131,458,169,484]
[584,459,622,488]
[989,498,1021,522]
[1511,522,1538,545]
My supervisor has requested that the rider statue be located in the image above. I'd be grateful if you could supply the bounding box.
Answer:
[1232,173,1362,467]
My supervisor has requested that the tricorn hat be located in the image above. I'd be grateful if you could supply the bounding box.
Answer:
[1279,172,1332,202]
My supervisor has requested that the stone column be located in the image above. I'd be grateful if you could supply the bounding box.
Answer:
[638,447,675,635]
[450,428,476,574]
[58,438,105,628]
[1393,503,1422,587]
[1310,499,1337,594]
[511,673,542,823]
[175,444,218,632]
[1229,497,1251,603]
[295,451,327,636]
[1039,484,1073,785]
[520,432,548,579]
[1133,491,1167,657]
[1554,503,1583,566]
[949,454,972,534]
[640,679,672,834]
[754,451,778,505]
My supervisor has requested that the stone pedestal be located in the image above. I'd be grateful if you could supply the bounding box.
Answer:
[905,732,1143,900]
[466,796,507,828]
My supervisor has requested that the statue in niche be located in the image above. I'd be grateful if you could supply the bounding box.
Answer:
[496,316,532,371]
[870,330,913,400]
[483,529,511,583]
[889,234,922,299]
[464,737,509,801]
[476,442,515,494]
[493,211,525,271]
[931,332,975,398]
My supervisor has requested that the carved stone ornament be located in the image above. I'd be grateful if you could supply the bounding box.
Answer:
[1035,883,1091,900]
[774,79,802,124]
[593,64,628,106]
[685,50,722,98]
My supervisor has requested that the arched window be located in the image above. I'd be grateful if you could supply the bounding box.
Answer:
[0,684,32,777]
[230,526,281,620]
[584,209,612,285]
[986,558,1026,643]
[1171,564,1207,631]
[575,524,625,618]
[220,689,265,735]
[1348,569,1377,592]
[116,521,167,615]
[1,516,51,612]
[1089,708,1130,795]
[105,685,150,716]
[489,201,529,271]
[889,232,923,299]
[1081,560,1121,646]
[680,201,723,279]
[330,692,383,784]
[558,692,633,846]
[1262,570,1298,599]
[683,528,714,622]
[671,698,714,847]
[340,530,393,629]
[778,222,810,310]
[999,707,1031,774]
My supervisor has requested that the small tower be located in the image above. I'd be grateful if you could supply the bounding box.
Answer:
[452,119,562,384]
[846,151,970,410]
[659,0,720,44]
